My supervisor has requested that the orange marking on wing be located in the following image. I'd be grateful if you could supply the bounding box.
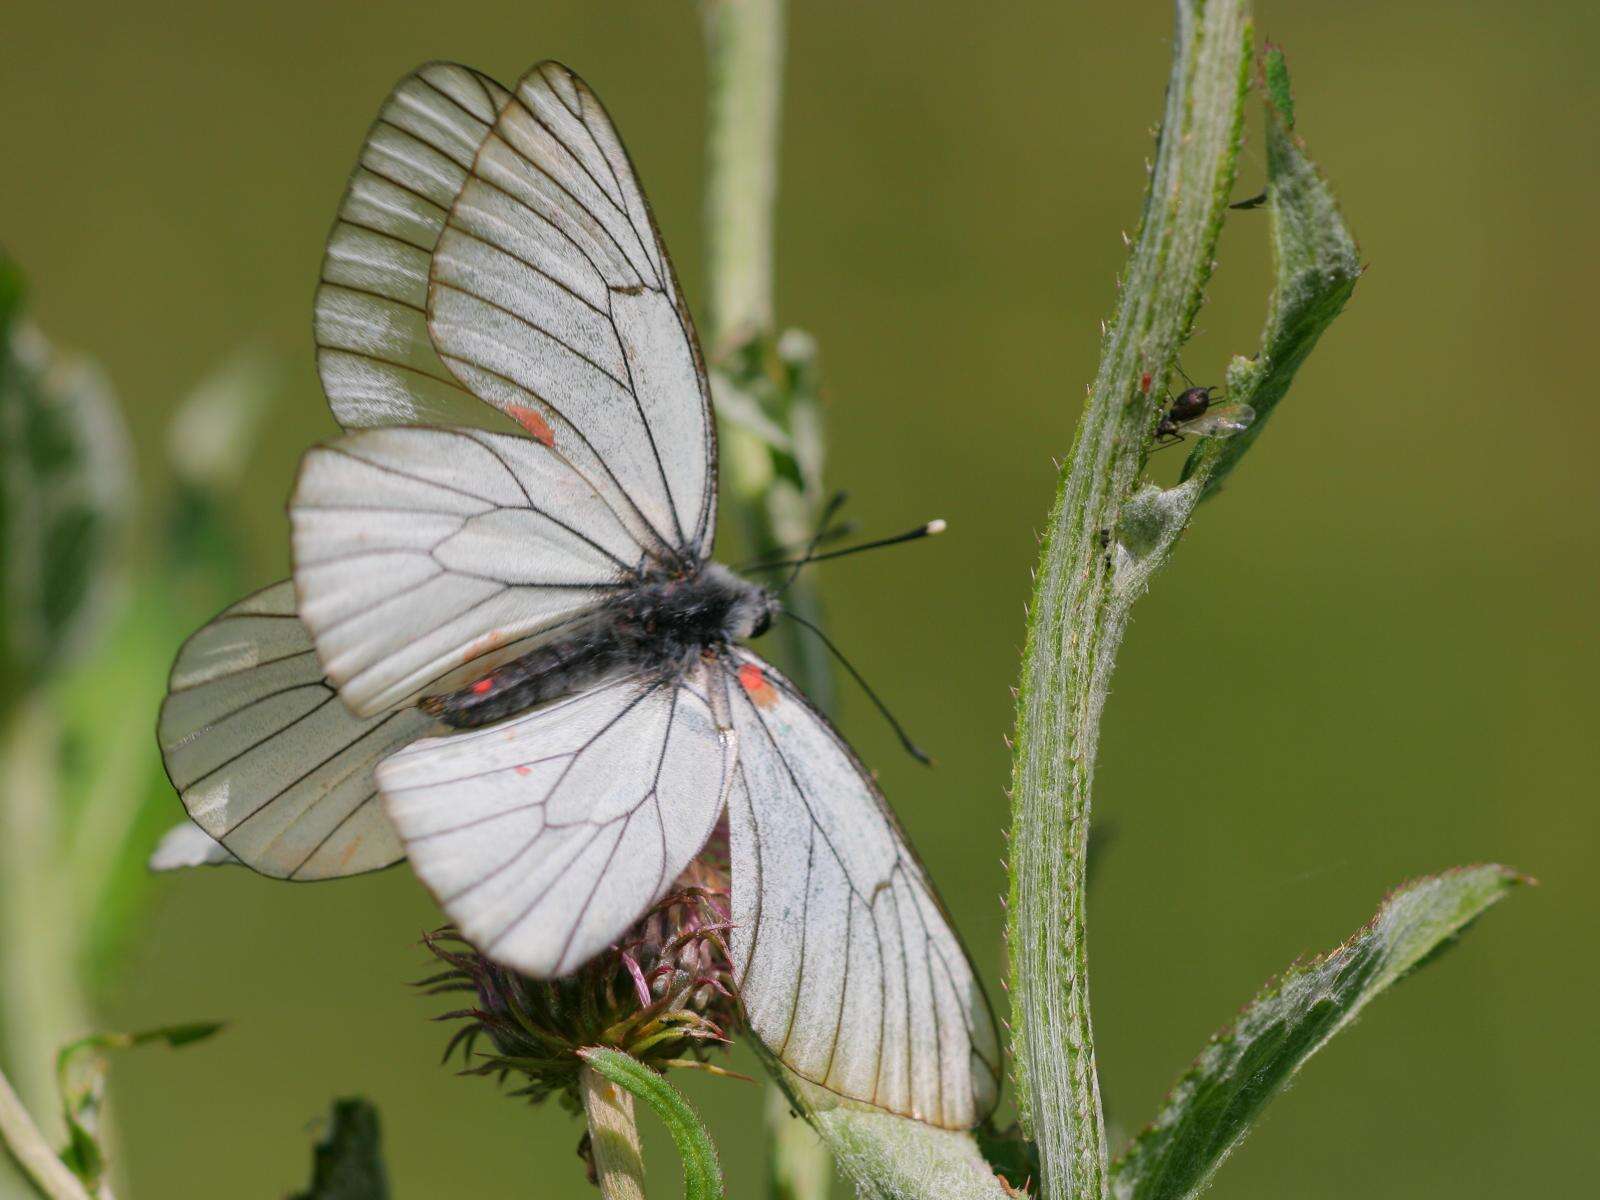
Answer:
[471,678,494,695]
[738,663,778,709]
[514,764,532,777]
[506,404,555,447]
[337,837,362,869]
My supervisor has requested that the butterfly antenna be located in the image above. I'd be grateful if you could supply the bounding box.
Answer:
[743,519,947,577]
[780,491,851,591]
[781,609,933,766]
[732,491,854,575]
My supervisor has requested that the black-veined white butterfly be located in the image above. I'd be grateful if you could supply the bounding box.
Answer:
[158,60,999,1128]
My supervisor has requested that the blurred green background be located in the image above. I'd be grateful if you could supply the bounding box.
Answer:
[3,0,1597,1196]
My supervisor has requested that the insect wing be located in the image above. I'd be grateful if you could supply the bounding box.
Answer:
[724,652,1001,1128]
[315,62,517,433]
[1180,401,1255,438]
[376,664,736,977]
[149,821,240,871]
[291,425,653,716]
[158,582,430,879]
[427,61,717,559]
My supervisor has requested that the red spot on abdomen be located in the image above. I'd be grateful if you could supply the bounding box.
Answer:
[506,404,555,447]
[738,663,778,709]
[471,678,494,695]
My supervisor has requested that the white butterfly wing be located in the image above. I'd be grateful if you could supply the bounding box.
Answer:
[724,652,1002,1129]
[158,582,430,879]
[149,821,240,871]
[376,666,736,976]
[427,61,717,559]
[315,61,518,433]
[290,425,651,716]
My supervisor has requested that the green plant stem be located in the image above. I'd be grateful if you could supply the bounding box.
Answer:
[702,0,785,356]
[0,1061,91,1200]
[699,4,834,1196]
[765,1086,829,1200]
[1004,5,1251,1200]
[581,1064,648,1200]
[0,694,92,1132]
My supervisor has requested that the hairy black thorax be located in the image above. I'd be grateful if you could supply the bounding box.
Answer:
[421,563,775,729]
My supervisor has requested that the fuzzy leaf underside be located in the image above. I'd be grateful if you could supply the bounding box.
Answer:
[1183,45,1361,497]
[1110,865,1527,1200]
[579,1046,725,1200]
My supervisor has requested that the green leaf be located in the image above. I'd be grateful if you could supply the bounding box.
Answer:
[578,1047,725,1200]
[55,1022,223,1191]
[1183,46,1361,497]
[1110,865,1528,1200]
[0,251,133,703]
[290,1098,390,1200]
[1262,44,1294,130]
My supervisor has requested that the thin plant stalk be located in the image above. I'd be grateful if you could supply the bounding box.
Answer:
[699,3,834,1197]
[0,694,92,1130]
[581,1064,648,1200]
[0,1061,92,1200]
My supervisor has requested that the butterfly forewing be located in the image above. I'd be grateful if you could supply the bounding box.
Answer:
[316,62,528,434]
[375,664,736,976]
[428,61,716,559]
[158,582,429,879]
[724,651,1002,1128]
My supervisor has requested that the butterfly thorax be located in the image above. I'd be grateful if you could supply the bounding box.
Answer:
[421,563,775,730]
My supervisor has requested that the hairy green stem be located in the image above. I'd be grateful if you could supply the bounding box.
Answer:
[1005,5,1252,1200]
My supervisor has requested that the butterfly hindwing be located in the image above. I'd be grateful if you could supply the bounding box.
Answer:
[375,663,736,976]
[724,650,1001,1129]
[290,425,657,715]
[158,581,429,879]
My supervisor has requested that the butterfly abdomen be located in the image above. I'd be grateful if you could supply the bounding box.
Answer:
[422,564,775,730]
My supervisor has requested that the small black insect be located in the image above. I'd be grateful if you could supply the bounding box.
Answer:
[1156,386,1217,441]
[1152,385,1255,450]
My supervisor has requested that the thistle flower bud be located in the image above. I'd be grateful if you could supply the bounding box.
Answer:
[419,821,737,1112]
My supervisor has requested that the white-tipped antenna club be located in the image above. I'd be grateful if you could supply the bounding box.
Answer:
[744,517,949,576]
